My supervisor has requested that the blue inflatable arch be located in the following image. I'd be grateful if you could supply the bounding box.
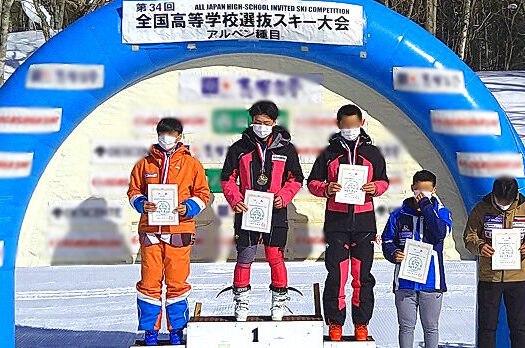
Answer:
[1,0,523,346]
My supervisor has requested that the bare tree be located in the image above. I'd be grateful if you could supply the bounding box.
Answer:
[458,0,473,60]
[0,0,16,85]
[426,0,437,35]
[33,0,51,40]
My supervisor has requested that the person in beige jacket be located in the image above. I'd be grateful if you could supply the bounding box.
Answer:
[463,177,525,348]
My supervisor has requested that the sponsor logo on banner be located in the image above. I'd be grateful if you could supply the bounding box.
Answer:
[180,71,322,105]
[457,152,525,178]
[0,241,3,267]
[0,107,62,133]
[26,64,104,90]
[293,109,338,134]
[393,67,465,94]
[431,110,501,135]
[122,0,364,46]
[0,152,33,178]
[91,139,150,164]
[49,200,125,226]
[133,110,209,135]
[90,171,130,196]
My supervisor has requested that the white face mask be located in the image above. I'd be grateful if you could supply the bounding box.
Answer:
[496,202,512,211]
[414,190,433,199]
[252,124,273,139]
[340,127,361,141]
[158,134,179,151]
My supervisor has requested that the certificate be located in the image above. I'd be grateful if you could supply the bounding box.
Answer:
[147,184,179,226]
[492,229,521,270]
[335,164,368,205]
[241,190,274,234]
[399,239,433,284]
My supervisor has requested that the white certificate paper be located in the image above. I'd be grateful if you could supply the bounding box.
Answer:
[492,229,521,270]
[399,239,434,284]
[335,164,368,205]
[241,190,274,234]
[147,184,179,226]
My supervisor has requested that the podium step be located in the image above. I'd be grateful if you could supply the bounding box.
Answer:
[324,336,376,347]
[186,315,324,348]
[131,339,184,347]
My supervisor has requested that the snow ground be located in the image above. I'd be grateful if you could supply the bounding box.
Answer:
[15,261,476,348]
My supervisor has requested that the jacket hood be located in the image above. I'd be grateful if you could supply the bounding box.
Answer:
[329,128,373,149]
[149,143,190,161]
[242,125,291,150]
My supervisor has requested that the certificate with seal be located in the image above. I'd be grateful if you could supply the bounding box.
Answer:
[335,164,368,205]
[399,239,433,284]
[492,229,521,270]
[241,190,274,234]
[147,184,179,226]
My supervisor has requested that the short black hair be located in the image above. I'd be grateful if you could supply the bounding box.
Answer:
[156,117,183,134]
[337,104,363,123]
[493,177,518,203]
[249,101,279,120]
[413,170,437,187]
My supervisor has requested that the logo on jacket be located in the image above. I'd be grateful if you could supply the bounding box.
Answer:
[145,173,158,178]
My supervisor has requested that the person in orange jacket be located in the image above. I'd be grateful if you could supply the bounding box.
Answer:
[127,117,210,346]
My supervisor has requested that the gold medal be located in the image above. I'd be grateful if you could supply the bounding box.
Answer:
[257,173,269,186]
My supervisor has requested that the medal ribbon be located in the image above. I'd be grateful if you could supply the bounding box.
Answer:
[255,135,273,175]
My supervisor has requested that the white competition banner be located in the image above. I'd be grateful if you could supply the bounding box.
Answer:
[26,64,104,90]
[0,152,33,178]
[122,0,364,46]
[431,110,501,136]
[0,107,62,133]
[457,152,525,178]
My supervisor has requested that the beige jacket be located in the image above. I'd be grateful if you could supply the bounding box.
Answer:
[463,193,525,282]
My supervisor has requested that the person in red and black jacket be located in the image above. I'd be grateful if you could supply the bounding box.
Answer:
[307,104,389,341]
[219,101,304,322]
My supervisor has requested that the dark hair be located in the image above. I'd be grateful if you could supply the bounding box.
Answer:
[493,177,518,203]
[413,170,437,187]
[337,104,363,123]
[249,101,279,120]
[156,117,183,134]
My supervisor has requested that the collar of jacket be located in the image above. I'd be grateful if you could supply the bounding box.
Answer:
[241,125,291,151]
[483,192,525,212]
[149,143,189,162]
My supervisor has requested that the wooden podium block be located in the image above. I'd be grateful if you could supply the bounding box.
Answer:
[324,336,376,347]
[186,315,324,348]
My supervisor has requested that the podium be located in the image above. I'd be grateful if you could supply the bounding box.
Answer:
[131,284,376,347]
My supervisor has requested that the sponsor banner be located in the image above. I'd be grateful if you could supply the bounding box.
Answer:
[132,109,209,135]
[431,110,501,135]
[122,0,364,46]
[26,64,104,90]
[179,71,322,105]
[91,139,151,165]
[292,109,338,134]
[191,138,234,164]
[457,152,525,178]
[0,107,62,133]
[393,67,465,94]
[0,152,33,178]
[90,171,130,196]
[49,200,125,226]
[212,108,289,134]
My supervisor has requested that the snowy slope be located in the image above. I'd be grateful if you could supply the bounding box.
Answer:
[15,261,476,348]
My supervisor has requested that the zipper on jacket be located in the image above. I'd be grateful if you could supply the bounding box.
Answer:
[501,210,508,282]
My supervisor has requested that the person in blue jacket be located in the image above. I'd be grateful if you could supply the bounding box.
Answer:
[382,170,452,348]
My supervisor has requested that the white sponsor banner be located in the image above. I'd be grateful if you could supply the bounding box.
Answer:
[49,200,125,226]
[0,152,33,178]
[122,0,364,46]
[91,139,151,165]
[133,109,209,135]
[393,67,465,94]
[292,109,338,134]
[179,71,322,105]
[26,64,104,90]
[0,107,62,133]
[431,110,501,135]
[90,171,130,196]
[457,152,525,178]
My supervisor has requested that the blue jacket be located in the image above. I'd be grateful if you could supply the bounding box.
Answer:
[382,196,452,292]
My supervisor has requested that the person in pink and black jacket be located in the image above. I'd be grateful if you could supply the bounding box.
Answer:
[307,104,389,341]
[219,101,304,321]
